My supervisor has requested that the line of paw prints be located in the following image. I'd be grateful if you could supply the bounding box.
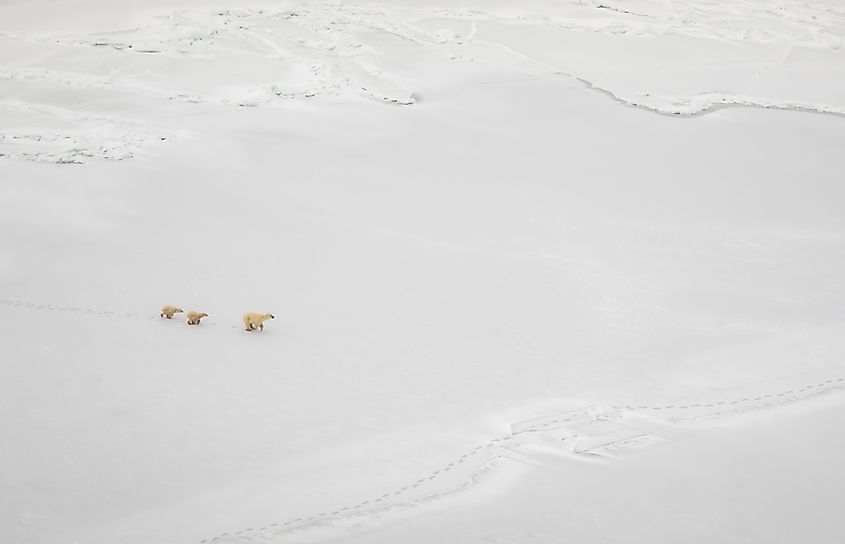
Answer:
[202,375,845,543]
[0,293,517,537]
[0,298,157,320]
[611,377,845,418]
[4,298,842,541]
[201,435,521,543]
[0,298,246,328]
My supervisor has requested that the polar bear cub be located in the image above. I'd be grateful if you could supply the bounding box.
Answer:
[243,312,274,331]
[160,305,183,319]
[186,311,208,325]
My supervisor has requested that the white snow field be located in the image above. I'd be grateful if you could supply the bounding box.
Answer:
[1,0,845,543]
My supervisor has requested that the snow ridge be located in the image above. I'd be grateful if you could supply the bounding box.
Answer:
[2,0,843,165]
[572,76,845,118]
[0,100,180,163]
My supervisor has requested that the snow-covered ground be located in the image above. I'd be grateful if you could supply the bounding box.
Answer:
[1,1,844,543]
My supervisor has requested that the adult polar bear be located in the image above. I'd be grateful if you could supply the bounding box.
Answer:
[243,312,274,332]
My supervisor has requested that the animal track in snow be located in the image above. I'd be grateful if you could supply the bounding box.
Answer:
[202,375,845,542]
[0,298,156,320]
[2,296,843,542]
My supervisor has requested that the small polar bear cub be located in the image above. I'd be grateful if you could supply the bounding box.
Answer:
[160,305,183,319]
[243,312,274,332]
[186,311,208,325]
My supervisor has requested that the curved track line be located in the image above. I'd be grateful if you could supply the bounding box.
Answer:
[204,373,845,543]
[3,297,843,541]
[202,380,845,542]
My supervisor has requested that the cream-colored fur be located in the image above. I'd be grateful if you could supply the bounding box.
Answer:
[186,311,208,325]
[243,312,274,331]
[160,305,183,319]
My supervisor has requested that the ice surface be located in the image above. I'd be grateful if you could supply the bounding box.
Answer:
[1,1,844,543]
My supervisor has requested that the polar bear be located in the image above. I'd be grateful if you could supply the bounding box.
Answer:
[243,312,274,331]
[160,305,183,319]
[186,311,208,325]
